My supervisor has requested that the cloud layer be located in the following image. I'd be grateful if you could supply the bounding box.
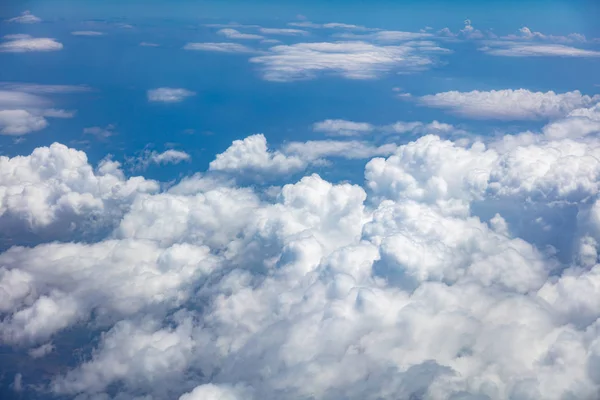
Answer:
[3,104,600,400]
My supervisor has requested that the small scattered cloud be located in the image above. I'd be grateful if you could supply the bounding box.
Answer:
[83,124,116,139]
[0,36,63,53]
[147,88,196,103]
[130,149,191,170]
[140,42,160,47]
[313,119,375,136]
[258,27,309,36]
[183,42,255,53]
[418,89,600,120]
[217,28,264,40]
[71,31,105,36]
[6,11,41,24]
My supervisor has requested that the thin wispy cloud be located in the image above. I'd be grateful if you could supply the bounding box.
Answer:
[147,88,196,103]
[183,42,255,53]
[6,10,41,24]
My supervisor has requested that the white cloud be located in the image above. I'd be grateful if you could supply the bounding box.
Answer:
[313,119,374,136]
[0,37,63,53]
[217,28,264,40]
[504,26,587,43]
[288,21,371,30]
[334,30,432,42]
[148,149,191,165]
[83,124,116,139]
[6,11,41,24]
[312,119,455,137]
[0,82,91,94]
[148,88,196,103]
[419,89,600,120]
[209,134,307,178]
[0,109,48,135]
[0,89,76,135]
[183,42,255,53]
[250,41,449,82]
[140,41,160,47]
[71,31,104,36]
[258,28,309,36]
[480,41,600,57]
[7,105,600,400]
[438,19,485,40]
[128,149,192,171]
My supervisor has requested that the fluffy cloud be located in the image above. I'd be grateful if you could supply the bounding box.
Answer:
[209,134,307,177]
[6,11,41,24]
[0,89,75,135]
[419,89,600,120]
[250,41,449,81]
[313,119,456,137]
[71,31,105,36]
[183,42,255,53]
[209,134,397,180]
[147,88,196,103]
[5,105,600,400]
[217,28,264,40]
[0,37,63,52]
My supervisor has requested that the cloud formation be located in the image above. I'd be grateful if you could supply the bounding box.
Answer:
[183,42,255,53]
[147,88,196,103]
[0,37,63,52]
[71,31,105,36]
[217,29,264,40]
[0,88,76,135]
[250,41,449,81]
[419,89,600,120]
[6,11,41,24]
[480,41,600,58]
[4,105,600,400]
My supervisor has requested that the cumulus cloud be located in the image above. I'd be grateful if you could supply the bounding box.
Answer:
[5,105,600,400]
[250,41,449,81]
[71,31,104,36]
[209,134,397,180]
[148,88,196,103]
[0,36,63,52]
[217,28,264,40]
[419,89,600,120]
[288,21,371,31]
[183,42,255,53]
[6,11,41,24]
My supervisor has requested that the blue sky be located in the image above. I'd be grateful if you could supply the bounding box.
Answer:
[2,1,600,400]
